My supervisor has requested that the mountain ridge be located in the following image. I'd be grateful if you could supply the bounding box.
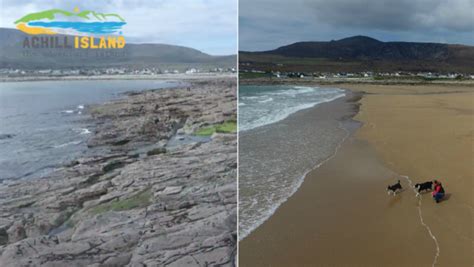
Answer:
[0,28,236,69]
[240,36,474,73]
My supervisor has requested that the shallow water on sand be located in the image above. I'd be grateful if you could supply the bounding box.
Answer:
[238,85,349,240]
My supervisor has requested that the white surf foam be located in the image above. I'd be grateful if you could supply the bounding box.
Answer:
[240,121,351,240]
[258,97,273,103]
[269,86,316,96]
[239,86,346,132]
[241,96,262,100]
[240,93,345,132]
[80,128,91,135]
[53,140,81,148]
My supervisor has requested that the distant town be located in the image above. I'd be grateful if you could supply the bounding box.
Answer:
[240,66,474,81]
[0,66,237,78]
[3,66,474,81]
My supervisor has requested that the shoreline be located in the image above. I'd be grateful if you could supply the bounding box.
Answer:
[0,79,181,182]
[0,73,236,83]
[239,76,474,88]
[239,81,473,266]
[239,88,361,240]
[239,84,347,133]
[0,78,238,266]
[240,131,434,266]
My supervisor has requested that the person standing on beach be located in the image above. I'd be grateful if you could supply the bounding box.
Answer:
[432,180,445,203]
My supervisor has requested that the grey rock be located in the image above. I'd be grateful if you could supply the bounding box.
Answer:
[6,221,26,243]
[0,78,237,266]
[146,147,167,156]
[158,186,183,195]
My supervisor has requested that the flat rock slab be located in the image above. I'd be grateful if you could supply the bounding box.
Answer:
[0,78,237,267]
[160,186,183,195]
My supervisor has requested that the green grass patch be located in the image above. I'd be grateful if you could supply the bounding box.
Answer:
[216,121,237,133]
[194,126,216,136]
[89,189,152,215]
[194,121,237,136]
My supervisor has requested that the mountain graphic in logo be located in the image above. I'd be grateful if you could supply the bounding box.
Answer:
[15,8,126,35]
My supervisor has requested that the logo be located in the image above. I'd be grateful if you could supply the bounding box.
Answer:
[16,8,126,49]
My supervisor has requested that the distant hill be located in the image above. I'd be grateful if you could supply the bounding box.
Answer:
[0,28,236,69]
[240,36,474,73]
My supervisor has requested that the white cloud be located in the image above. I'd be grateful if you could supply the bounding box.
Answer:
[0,0,237,55]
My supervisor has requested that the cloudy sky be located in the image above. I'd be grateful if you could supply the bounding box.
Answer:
[0,0,237,55]
[240,0,474,51]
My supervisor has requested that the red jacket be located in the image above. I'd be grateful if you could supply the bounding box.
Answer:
[432,184,444,196]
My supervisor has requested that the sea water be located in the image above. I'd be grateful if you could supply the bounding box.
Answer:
[239,85,347,240]
[0,80,179,180]
[239,85,345,131]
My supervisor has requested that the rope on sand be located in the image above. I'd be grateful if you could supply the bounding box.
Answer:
[401,175,440,267]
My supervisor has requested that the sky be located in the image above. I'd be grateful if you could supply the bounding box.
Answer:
[0,0,237,55]
[240,0,474,51]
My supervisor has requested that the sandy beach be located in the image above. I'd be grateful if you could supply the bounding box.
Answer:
[239,83,473,266]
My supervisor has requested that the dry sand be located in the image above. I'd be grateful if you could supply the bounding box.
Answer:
[239,84,473,266]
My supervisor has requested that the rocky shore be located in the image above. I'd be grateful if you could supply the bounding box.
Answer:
[0,78,237,266]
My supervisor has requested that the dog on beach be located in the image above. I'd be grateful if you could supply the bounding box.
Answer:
[387,180,402,195]
[414,181,433,196]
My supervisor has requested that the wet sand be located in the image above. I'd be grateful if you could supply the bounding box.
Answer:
[239,92,355,240]
[351,84,474,266]
[239,84,473,266]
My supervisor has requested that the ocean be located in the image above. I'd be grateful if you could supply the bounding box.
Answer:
[0,80,179,181]
[239,85,348,239]
[239,85,346,131]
